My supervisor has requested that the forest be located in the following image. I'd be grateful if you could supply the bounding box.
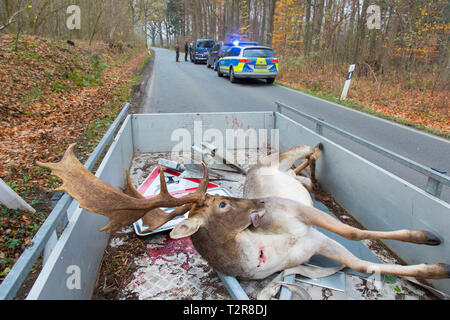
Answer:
[0,0,448,132]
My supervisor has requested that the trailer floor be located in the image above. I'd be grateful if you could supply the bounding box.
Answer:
[91,152,438,300]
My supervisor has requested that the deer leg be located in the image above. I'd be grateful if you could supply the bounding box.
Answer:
[296,203,443,246]
[294,176,313,192]
[292,143,322,183]
[277,146,315,171]
[256,264,345,300]
[309,146,322,185]
[315,234,450,279]
[293,158,311,175]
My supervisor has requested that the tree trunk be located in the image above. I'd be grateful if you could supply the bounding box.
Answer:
[265,0,277,46]
[303,0,312,57]
[353,0,370,65]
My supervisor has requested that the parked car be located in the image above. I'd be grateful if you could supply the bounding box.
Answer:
[190,39,215,64]
[206,41,233,70]
[207,41,260,70]
[217,45,278,84]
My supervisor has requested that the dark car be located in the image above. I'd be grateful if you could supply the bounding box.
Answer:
[206,41,233,70]
[190,39,215,64]
[207,41,260,70]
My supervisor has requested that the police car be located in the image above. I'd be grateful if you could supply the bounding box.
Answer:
[217,45,278,84]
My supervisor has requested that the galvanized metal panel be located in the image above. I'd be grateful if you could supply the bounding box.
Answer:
[216,272,250,300]
[132,112,274,153]
[0,194,74,300]
[26,116,134,300]
[275,102,449,189]
[275,112,450,294]
[0,178,36,212]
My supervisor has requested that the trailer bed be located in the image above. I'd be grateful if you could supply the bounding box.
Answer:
[10,109,447,300]
[91,151,437,300]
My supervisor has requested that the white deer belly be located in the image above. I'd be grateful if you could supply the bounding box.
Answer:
[236,229,317,280]
[244,167,313,207]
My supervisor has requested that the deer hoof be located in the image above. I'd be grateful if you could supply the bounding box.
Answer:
[438,263,450,278]
[425,232,441,246]
[315,142,324,151]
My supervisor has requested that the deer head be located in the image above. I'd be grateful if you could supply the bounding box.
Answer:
[170,196,267,241]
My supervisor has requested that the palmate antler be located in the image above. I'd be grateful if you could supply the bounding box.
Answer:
[37,144,209,233]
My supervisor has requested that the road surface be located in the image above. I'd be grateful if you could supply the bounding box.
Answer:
[142,47,449,203]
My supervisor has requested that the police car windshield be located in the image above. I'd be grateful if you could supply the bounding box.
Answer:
[243,48,275,58]
[197,40,214,48]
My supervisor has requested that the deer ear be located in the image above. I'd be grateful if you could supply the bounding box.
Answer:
[170,217,203,239]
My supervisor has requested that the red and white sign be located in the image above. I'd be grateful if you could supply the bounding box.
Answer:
[137,167,219,198]
[133,167,224,236]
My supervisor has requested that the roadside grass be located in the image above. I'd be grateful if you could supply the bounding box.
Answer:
[0,36,150,283]
[276,81,449,139]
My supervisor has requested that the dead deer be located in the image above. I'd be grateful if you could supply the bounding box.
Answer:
[37,144,449,299]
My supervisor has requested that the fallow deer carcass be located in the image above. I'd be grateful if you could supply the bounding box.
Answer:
[37,144,450,299]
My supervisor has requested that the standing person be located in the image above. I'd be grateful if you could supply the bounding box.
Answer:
[175,43,180,62]
[184,42,189,62]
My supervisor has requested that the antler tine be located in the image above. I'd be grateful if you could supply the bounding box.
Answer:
[139,162,209,232]
[159,165,170,196]
[195,162,209,194]
[124,170,145,199]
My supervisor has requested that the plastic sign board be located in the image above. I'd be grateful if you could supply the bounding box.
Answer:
[137,166,219,198]
[133,167,221,236]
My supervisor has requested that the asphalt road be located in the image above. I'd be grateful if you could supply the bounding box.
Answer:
[143,47,449,203]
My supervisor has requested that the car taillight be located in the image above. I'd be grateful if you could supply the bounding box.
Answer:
[239,58,251,63]
[195,51,198,54]
[271,58,279,63]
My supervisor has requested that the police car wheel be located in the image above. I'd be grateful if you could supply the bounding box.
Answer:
[230,68,237,83]
[217,67,223,77]
[266,78,275,84]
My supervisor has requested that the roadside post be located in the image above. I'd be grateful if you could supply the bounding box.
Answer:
[340,64,355,100]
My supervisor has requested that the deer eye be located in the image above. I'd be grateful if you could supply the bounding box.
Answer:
[219,202,227,208]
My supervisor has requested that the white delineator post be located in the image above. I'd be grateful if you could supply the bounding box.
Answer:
[0,178,36,213]
[341,64,355,100]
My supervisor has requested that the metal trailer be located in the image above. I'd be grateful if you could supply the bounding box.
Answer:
[1,103,449,300]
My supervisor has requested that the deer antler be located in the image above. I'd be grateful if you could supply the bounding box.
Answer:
[37,144,209,233]
[123,169,197,232]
